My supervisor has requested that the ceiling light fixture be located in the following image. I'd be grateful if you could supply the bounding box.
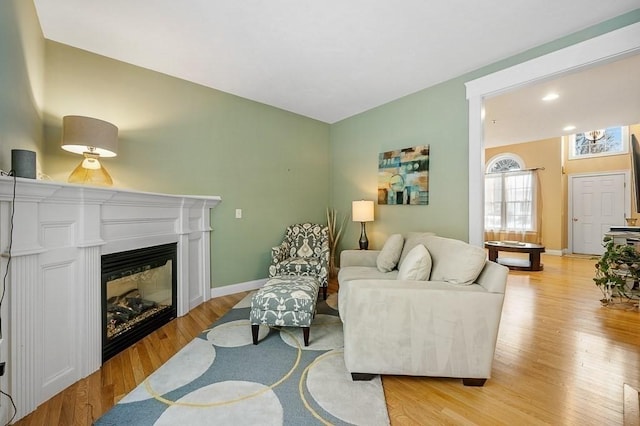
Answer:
[542,93,559,101]
[583,129,606,143]
[563,125,576,132]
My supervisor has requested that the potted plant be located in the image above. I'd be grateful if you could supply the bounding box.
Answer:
[594,237,640,305]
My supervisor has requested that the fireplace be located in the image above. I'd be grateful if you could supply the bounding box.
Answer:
[1,178,220,421]
[101,243,178,362]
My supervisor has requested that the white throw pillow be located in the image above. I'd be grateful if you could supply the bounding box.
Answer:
[398,231,437,267]
[423,236,486,285]
[397,244,432,280]
[376,234,405,272]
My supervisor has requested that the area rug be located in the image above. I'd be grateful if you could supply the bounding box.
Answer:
[95,293,389,425]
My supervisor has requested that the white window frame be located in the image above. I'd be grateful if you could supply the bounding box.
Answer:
[486,153,525,173]
[568,126,629,160]
[485,154,536,232]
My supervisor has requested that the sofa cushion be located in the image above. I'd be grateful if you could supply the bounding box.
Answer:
[376,234,404,272]
[398,232,437,267]
[397,244,432,280]
[423,236,486,285]
[338,266,398,284]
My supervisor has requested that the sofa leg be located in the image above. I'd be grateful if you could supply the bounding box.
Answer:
[463,378,487,387]
[251,324,259,345]
[351,373,377,381]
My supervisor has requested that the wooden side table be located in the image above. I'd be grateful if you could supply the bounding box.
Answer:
[484,241,546,271]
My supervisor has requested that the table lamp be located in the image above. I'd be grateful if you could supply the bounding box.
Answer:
[61,115,118,186]
[352,200,374,250]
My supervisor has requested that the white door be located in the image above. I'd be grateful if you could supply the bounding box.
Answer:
[571,173,626,255]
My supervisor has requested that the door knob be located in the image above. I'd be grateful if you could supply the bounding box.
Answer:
[573,218,578,222]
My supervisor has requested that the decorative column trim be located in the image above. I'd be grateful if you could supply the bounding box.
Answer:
[10,255,41,420]
[78,246,103,377]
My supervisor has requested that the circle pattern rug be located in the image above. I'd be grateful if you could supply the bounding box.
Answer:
[95,292,389,425]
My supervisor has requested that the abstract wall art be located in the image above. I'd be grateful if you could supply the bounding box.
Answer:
[378,145,429,205]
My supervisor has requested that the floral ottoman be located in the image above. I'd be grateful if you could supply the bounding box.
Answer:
[250,275,320,346]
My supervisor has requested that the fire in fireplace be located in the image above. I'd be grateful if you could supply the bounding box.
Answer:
[101,243,177,362]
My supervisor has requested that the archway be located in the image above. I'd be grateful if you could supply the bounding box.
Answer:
[465,22,640,246]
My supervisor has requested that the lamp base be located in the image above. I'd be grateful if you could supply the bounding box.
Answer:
[68,156,113,186]
[359,222,369,250]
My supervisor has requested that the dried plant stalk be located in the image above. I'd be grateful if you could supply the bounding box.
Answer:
[326,207,347,278]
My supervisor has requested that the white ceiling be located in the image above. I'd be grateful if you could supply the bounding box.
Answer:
[33,1,638,124]
[484,53,640,147]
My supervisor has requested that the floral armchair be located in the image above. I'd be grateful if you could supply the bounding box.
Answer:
[268,223,329,299]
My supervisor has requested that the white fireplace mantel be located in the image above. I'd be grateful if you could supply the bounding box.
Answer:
[0,176,221,421]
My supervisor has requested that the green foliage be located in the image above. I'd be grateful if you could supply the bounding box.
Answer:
[593,237,640,304]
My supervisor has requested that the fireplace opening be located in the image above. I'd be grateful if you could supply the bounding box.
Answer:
[101,243,177,362]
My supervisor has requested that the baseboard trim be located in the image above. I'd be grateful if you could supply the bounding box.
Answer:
[545,249,563,256]
[210,278,267,298]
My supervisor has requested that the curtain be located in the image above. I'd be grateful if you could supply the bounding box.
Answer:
[484,170,542,244]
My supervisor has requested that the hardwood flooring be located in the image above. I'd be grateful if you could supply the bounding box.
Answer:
[13,254,640,425]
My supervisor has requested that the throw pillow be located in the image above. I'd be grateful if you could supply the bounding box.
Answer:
[423,236,486,285]
[376,234,405,272]
[398,231,437,267]
[397,244,432,280]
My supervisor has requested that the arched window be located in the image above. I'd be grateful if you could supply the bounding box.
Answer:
[485,154,536,232]
[486,153,524,173]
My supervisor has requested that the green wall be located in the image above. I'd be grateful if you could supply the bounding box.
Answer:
[41,42,330,288]
[3,1,639,287]
[0,0,44,172]
[330,9,640,252]
[330,79,469,249]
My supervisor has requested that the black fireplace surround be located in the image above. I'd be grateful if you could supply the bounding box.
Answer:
[101,243,178,362]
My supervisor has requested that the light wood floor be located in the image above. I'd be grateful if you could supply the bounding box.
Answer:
[13,254,640,425]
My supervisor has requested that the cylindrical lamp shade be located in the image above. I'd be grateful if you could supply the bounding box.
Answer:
[11,149,36,179]
[61,116,118,157]
[352,200,374,222]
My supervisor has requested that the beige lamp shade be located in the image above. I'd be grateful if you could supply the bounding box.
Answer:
[61,115,118,186]
[352,200,374,222]
[61,115,118,157]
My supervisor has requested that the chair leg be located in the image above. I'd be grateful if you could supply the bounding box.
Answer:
[462,378,487,386]
[302,327,310,346]
[351,373,377,381]
[322,286,327,300]
[252,324,259,345]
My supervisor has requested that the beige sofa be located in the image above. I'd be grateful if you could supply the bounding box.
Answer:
[338,232,508,386]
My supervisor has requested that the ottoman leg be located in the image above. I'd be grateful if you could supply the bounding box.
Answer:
[252,324,259,345]
[302,327,310,346]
